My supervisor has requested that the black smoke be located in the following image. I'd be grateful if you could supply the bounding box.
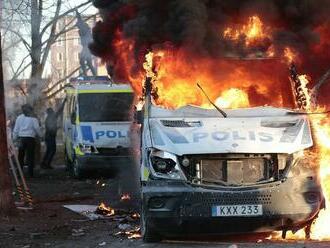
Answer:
[91,0,330,55]
[90,0,330,104]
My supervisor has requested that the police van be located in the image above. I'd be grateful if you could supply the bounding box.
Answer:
[63,76,134,178]
[140,81,325,242]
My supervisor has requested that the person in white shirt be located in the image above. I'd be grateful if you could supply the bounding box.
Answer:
[13,104,42,177]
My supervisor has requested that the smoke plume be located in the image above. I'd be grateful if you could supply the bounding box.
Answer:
[90,0,330,106]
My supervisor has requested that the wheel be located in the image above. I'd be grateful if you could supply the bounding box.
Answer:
[64,148,73,171]
[141,203,162,242]
[72,159,84,179]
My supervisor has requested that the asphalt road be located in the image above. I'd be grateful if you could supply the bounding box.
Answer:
[1,161,330,247]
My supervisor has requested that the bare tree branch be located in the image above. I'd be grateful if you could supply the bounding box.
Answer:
[40,0,61,69]
[44,66,80,99]
[11,55,31,80]
[4,27,31,51]
[40,0,92,37]
[41,13,97,48]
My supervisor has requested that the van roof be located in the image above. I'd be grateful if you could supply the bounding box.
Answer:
[66,76,133,93]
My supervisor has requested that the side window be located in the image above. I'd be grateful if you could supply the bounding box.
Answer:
[66,95,73,117]
[71,96,76,114]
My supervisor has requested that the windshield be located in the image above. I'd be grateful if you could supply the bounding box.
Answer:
[78,93,134,122]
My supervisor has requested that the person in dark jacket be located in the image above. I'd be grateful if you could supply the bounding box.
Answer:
[41,99,66,169]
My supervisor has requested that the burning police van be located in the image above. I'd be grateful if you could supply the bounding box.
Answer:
[140,82,325,242]
[63,76,134,178]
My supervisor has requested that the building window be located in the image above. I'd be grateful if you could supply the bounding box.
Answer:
[57,52,63,62]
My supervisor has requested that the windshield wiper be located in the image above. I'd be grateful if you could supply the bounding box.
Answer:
[197,83,227,118]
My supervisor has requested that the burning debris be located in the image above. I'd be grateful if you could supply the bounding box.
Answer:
[64,202,141,240]
[95,202,141,239]
[95,202,115,216]
[120,193,131,201]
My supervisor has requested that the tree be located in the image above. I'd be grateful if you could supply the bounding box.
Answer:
[0,32,16,216]
[2,0,93,102]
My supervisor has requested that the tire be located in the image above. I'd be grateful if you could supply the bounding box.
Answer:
[64,148,72,171]
[72,158,84,179]
[141,203,162,242]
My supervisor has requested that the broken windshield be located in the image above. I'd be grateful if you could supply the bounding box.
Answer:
[78,93,134,122]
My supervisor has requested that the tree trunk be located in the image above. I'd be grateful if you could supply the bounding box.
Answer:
[29,0,44,103]
[0,32,16,216]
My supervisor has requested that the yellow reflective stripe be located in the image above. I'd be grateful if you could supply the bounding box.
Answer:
[143,167,150,180]
[75,146,84,156]
[66,89,76,94]
[77,89,133,93]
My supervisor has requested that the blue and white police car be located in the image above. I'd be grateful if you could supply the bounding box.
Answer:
[63,76,134,178]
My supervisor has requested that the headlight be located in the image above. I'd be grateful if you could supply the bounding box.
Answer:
[151,157,176,173]
[149,149,186,180]
[79,144,98,154]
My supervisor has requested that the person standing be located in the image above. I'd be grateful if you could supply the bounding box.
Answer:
[41,99,66,169]
[13,104,42,177]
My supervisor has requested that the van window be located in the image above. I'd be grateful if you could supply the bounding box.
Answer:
[78,93,133,122]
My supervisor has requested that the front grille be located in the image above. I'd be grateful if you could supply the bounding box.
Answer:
[180,192,273,217]
[97,147,130,156]
[181,154,283,186]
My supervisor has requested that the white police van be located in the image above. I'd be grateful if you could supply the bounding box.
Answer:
[63,76,134,178]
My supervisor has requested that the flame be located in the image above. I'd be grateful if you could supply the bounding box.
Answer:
[120,194,131,201]
[224,16,270,44]
[136,50,283,108]
[214,88,250,108]
[298,74,312,110]
[97,202,115,216]
[223,15,272,55]
[283,47,298,64]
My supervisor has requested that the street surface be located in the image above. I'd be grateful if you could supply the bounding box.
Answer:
[0,156,329,248]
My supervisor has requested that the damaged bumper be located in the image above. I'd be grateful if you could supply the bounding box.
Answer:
[142,178,324,236]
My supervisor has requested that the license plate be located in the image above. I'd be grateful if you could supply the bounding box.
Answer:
[211,204,263,217]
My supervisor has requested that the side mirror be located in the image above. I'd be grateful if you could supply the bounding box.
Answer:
[71,112,76,124]
[134,110,143,124]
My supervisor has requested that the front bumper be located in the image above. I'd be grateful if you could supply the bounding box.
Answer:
[142,178,324,236]
[76,155,134,173]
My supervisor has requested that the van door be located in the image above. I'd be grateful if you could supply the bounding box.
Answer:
[64,94,77,161]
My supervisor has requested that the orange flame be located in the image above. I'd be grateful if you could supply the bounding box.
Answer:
[223,15,272,51]
[97,202,115,216]
[283,47,299,64]
[136,50,283,108]
[120,194,131,201]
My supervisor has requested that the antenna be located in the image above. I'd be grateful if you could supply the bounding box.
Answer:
[197,83,227,118]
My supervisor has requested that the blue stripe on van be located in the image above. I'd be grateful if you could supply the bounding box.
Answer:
[81,126,94,143]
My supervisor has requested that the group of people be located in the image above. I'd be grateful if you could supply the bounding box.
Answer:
[12,101,65,177]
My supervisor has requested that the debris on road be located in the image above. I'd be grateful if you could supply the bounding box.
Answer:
[72,228,85,237]
[63,203,141,239]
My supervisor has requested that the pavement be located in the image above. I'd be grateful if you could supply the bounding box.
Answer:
[1,160,330,247]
